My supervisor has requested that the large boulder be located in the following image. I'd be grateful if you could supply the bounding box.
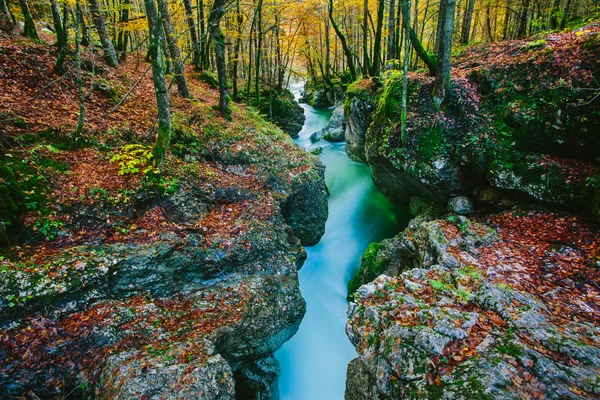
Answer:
[345,79,378,163]
[345,211,600,399]
[362,27,600,216]
[310,105,346,143]
[256,90,306,138]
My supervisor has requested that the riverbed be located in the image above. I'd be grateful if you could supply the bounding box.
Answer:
[275,85,409,399]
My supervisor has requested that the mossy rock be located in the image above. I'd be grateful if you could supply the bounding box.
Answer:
[409,196,444,221]
[197,71,219,89]
[347,242,387,300]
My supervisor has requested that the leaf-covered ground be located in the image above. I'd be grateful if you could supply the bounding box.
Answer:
[0,35,323,397]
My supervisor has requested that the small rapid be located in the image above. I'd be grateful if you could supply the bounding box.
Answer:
[275,84,409,400]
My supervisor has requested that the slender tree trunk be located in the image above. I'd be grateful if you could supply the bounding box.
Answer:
[559,0,571,29]
[88,0,119,67]
[401,0,410,142]
[0,0,16,32]
[158,0,191,98]
[54,2,70,73]
[503,0,511,38]
[460,0,474,43]
[183,0,200,68]
[369,0,385,76]
[117,0,130,60]
[387,0,397,61]
[18,0,39,40]
[517,0,530,38]
[145,0,172,169]
[254,0,263,102]
[433,0,456,108]
[208,0,231,119]
[362,0,370,75]
[50,0,64,47]
[74,0,85,138]
[403,0,437,76]
[329,0,357,81]
[232,0,242,100]
[485,3,493,41]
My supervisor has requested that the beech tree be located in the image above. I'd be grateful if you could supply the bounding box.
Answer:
[18,0,38,40]
[88,0,119,67]
[433,0,456,108]
[208,0,232,119]
[145,0,172,168]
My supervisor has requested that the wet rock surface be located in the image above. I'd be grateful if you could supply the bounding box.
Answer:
[310,105,346,143]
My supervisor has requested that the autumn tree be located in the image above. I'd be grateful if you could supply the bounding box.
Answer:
[18,0,39,40]
[145,0,172,168]
[433,0,456,108]
[208,0,232,119]
[88,0,119,67]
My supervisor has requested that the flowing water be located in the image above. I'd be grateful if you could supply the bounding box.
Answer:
[275,84,410,399]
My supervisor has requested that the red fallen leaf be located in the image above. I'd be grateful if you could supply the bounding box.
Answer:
[525,359,534,367]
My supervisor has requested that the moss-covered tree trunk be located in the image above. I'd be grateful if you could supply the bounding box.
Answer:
[0,0,16,32]
[158,0,191,99]
[53,1,70,73]
[145,0,172,169]
[432,0,456,109]
[460,0,474,44]
[88,0,119,68]
[183,0,200,67]
[401,1,436,76]
[387,0,397,61]
[18,0,38,40]
[208,0,232,120]
[232,0,242,100]
[401,0,410,142]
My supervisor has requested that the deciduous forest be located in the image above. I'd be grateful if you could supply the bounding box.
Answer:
[0,0,599,397]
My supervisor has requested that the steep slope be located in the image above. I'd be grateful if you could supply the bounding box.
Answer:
[0,37,328,399]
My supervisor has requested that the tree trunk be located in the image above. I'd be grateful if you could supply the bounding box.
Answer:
[329,0,357,81]
[433,0,456,108]
[387,0,396,61]
[74,0,85,138]
[485,3,493,41]
[460,0,474,43]
[158,0,191,98]
[145,0,172,169]
[0,0,16,32]
[54,1,70,73]
[50,0,64,47]
[117,0,130,60]
[559,0,571,29]
[434,0,446,53]
[362,0,370,75]
[232,0,242,100]
[208,0,232,119]
[403,0,437,76]
[401,0,410,142]
[517,0,530,38]
[18,0,39,40]
[369,0,384,76]
[183,0,200,68]
[88,0,119,67]
[254,0,263,102]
